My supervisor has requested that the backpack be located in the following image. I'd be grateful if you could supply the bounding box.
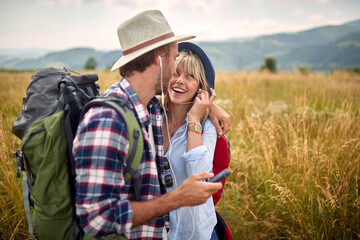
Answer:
[212,135,233,240]
[212,135,231,205]
[214,210,232,240]
[12,67,143,240]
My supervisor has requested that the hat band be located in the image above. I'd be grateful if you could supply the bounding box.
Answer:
[122,32,175,55]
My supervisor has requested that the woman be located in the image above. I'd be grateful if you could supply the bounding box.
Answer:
[162,42,218,240]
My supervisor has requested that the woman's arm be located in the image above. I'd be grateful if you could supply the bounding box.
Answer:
[186,89,214,152]
[183,119,217,176]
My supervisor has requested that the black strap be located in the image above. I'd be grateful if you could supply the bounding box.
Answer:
[80,96,128,120]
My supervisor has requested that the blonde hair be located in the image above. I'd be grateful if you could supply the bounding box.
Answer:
[164,50,209,116]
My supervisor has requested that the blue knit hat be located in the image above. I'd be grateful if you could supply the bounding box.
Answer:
[178,42,215,93]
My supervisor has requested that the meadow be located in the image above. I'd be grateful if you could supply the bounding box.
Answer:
[0,70,359,239]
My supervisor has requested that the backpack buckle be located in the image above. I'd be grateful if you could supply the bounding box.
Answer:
[13,150,24,178]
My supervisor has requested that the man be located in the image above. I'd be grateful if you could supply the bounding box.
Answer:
[73,10,229,239]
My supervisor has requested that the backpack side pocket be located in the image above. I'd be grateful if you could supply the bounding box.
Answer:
[22,110,73,240]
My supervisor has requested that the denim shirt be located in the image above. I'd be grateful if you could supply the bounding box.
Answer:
[163,116,217,240]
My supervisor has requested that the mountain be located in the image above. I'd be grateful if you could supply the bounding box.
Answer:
[0,48,113,70]
[277,31,360,71]
[0,48,51,65]
[343,19,360,29]
[197,19,360,71]
[1,19,359,72]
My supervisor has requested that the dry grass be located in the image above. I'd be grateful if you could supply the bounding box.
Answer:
[214,71,360,239]
[1,70,360,239]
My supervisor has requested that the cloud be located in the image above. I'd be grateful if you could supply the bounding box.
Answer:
[251,19,295,34]
[333,11,342,17]
[96,0,231,12]
[308,13,325,21]
[281,0,331,2]
[35,0,164,11]
[181,18,298,41]
[291,7,304,16]
[314,0,331,3]
[36,0,132,7]
[158,0,231,12]
[36,0,80,5]
[244,0,260,3]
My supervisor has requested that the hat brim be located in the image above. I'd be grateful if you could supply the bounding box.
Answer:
[178,42,215,90]
[111,34,195,72]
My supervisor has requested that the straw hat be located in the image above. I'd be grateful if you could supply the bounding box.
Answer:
[111,10,195,71]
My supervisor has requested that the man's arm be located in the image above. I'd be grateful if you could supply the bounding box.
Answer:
[74,109,222,236]
[208,89,231,136]
[130,172,222,227]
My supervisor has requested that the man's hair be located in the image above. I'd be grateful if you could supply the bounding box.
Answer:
[120,44,171,77]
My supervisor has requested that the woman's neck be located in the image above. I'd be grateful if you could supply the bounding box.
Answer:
[163,103,190,153]
[166,102,191,126]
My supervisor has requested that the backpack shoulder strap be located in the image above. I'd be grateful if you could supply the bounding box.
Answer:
[223,135,231,162]
[80,95,144,183]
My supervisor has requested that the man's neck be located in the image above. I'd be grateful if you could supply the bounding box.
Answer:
[126,67,157,107]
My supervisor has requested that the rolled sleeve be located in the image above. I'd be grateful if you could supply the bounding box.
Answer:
[182,119,217,177]
[183,145,210,175]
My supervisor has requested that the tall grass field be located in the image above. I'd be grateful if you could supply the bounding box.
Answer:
[1,70,359,239]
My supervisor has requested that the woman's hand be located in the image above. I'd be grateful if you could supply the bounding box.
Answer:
[187,88,216,122]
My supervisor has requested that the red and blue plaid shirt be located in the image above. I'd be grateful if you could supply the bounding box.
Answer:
[73,77,168,239]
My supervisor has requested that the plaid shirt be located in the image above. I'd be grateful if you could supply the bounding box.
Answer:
[73,77,168,239]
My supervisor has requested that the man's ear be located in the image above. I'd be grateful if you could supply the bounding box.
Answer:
[154,52,163,65]
[157,55,162,67]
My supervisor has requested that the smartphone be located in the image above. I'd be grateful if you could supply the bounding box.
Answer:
[209,169,230,183]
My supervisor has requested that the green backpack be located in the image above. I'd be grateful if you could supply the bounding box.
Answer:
[13,68,143,240]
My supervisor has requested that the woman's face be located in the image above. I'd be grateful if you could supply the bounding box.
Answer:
[168,63,200,105]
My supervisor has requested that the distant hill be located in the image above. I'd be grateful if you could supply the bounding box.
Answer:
[0,48,111,70]
[0,48,51,65]
[277,31,360,71]
[197,18,360,71]
[1,19,359,72]
[343,19,360,29]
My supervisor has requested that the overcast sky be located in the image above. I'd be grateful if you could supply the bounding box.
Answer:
[0,0,359,51]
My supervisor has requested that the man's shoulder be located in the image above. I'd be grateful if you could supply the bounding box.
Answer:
[79,81,130,133]
[102,82,129,101]
[80,105,128,134]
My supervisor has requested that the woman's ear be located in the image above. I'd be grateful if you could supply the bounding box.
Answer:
[191,89,200,101]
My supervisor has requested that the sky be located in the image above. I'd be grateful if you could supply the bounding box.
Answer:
[0,0,359,51]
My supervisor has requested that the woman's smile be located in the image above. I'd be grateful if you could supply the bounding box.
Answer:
[168,64,199,104]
